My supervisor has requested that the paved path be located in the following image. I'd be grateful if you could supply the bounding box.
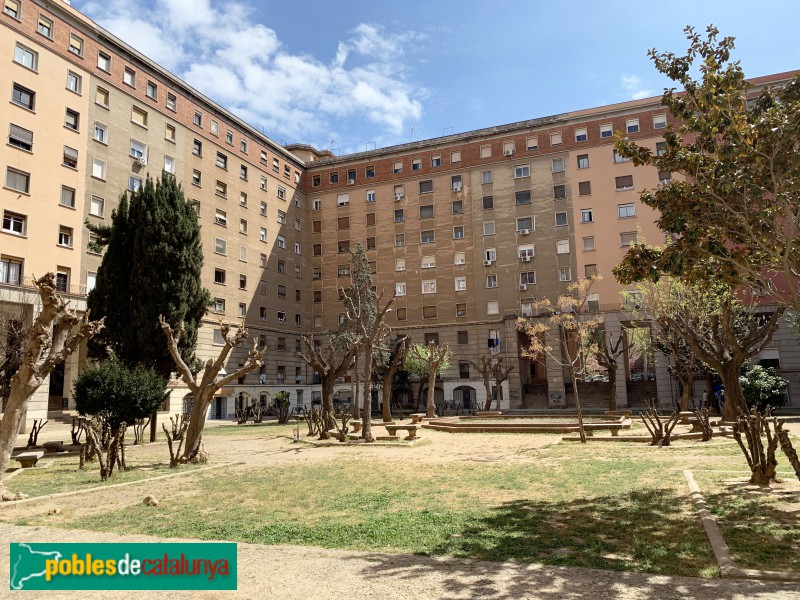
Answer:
[1,524,798,600]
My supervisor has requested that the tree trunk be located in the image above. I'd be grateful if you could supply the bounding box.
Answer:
[361,345,374,442]
[0,379,38,499]
[319,376,335,440]
[607,363,618,412]
[679,372,693,412]
[426,367,436,418]
[381,378,392,422]
[571,371,587,443]
[149,409,158,443]
[353,355,361,420]
[720,362,747,421]
[180,390,213,461]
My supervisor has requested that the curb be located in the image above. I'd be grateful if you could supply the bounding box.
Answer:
[683,469,800,581]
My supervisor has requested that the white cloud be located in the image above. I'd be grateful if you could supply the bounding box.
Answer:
[620,73,655,101]
[75,0,424,147]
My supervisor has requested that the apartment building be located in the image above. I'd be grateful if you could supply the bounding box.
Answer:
[1,1,796,430]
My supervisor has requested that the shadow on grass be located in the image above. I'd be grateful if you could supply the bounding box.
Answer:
[339,489,798,598]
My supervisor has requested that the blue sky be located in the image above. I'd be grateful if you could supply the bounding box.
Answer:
[74,0,800,155]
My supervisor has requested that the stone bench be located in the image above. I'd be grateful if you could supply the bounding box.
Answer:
[584,424,625,437]
[477,411,502,417]
[14,451,44,468]
[383,424,422,440]
[42,441,64,454]
[350,419,362,433]
[410,413,426,424]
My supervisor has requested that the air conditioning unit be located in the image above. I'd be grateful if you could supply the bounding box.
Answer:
[214,217,227,226]
[483,260,493,266]
[519,284,528,291]
[137,156,147,166]
[521,256,531,262]
[455,259,465,265]
[394,193,404,201]
[504,149,515,156]
[519,229,530,236]
[347,179,355,185]
[277,317,286,323]
[396,266,405,272]
[452,183,462,192]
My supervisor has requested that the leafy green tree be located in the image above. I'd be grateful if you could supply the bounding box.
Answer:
[88,173,209,378]
[407,342,451,418]
[613,25,800,311]
[73,361,167,434]
[739,364,789,412]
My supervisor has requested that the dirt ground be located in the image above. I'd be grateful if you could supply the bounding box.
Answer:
[1,420,800,598]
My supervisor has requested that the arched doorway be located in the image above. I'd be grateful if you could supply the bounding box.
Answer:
[453,385,477,412]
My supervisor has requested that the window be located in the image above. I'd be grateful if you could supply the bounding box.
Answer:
[329,172,339,184]
[166,92,177,111]
[526,136,538,150]
[555,212,568,227]
[162,155,176,173]
[5,167,29,193]
[514,164,530,178]
[556,239,570,254]
[8,123,33,151]
[503,141,516,155]
[451,151,462,163]
[577,154,589,169]
[213,268,226,285]
[366,189,376,203]
[241,139,248,153]
[585,264,599,278]
[481,170,493,184]
[212,298,225,314]
[551,158,564,173]
[615,175,634,191]
[216,152,228,169]
[430,156,441,168]
[620,231,638,247]
[55,268,70,292]
[394,209,404,223]
[93,122,107,144]
[613,150,630,163]
[458,362,470,380]
[212,238,226,256]
[66,71,81,94]
[515,190,532,205]
[600,124,613,138]
[337,240,350,254]
[123,68,136,87]
[550,132,563,146]
[518,244,534,258]
[336,193,350,207]
[60,186,76,208]
[456,331,469,345]
[453,275,468,292]
[37,14,54,38]
[215,181,227,198]
[0,257,23,285]
[422,280,436,294]
[277,260,286,274]
[239,219,248,235]
[575,128,588,142]
[191,170,201,186]
[365,213,376,226]
[485,248,497,262]
[11,83,34,110]
[581,209,594,223]
[486,274,497,289]
[395,234,405,247]
[412,158,422,171]
[487,301,499,315]
[453,226,464,239]
[452,200,463,214]
[618,203,636,218]
[62,146,78,169]
[520,271,536,285]
[14,44,39,71]
[214,209,227,227]
[194,112,203,127]
[239,245,247,262]
[64,109,79,131]
[483,196,494,210]
[419,180,433,194]
[656,141,667,157]
[192,139,202,156]
[451,175,462,191]
[480,145,492,158]
[68,34,83,56]
[583,236,596,251]
[420,230,435,244]
[240,165,248,180]
[553,185,566,199]
[277,210,286,224]
[92,159,106,180]
[395,258,406,272]
[456,303,467,317]
[578,181,592,196]
[277,284,286,299]
[277,235,286,249]
[419,205,434,219]
[261,177,268,191]
[2,210,26,235]
[558,267,571,282]
[346,169,356,183]
[146,81,157,100]
[516,217,533,232]
[130,139,146,159]
[57,226,73,247]
[131,106,147,127]
[128,176,142,192]
[483,221,495,236]
[423,305,438,319]
[392,282,406,297]
[626,119,640,134]
[391,161,403,175]
[653,114,667,129]
[95,86,109,108]
[659,170,672,184]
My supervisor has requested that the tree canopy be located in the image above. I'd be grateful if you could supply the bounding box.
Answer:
[87,173,209,378]
[612,25,800,311]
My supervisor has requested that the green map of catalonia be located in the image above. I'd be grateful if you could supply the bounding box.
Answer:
[10,544,62,590]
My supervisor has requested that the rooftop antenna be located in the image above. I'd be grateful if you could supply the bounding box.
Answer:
[442,127,454,137]
[365,141,376,151]
[330,139,340,156]
[410,125,415,142]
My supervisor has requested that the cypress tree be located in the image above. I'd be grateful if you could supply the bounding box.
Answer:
[88,173,209,378]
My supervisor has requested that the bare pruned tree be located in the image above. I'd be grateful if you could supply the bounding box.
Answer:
[409,341,451,419]
[470,356,514,412]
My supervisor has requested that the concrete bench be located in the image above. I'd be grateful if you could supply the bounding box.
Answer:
[42,441,64,454]
[584,424,625,437]
[410,413,426,424]
[477,411,502,417]
[383,424,422,440]
[14,451,44,468]
[350,419,362,433]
